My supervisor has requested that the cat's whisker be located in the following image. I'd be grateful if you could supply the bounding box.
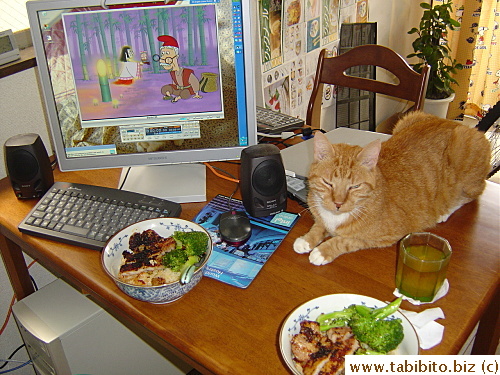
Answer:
[350,206,368,225]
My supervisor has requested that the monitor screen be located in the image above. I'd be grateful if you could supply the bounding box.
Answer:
[27,0,257,202]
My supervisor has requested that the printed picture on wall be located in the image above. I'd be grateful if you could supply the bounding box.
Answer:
[260,0,284,72]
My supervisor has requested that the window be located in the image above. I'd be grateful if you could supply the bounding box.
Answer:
[1,0,30,32]
[0,0,32,51]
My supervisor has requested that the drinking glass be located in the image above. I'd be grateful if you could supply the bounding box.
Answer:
[395,232,452,302]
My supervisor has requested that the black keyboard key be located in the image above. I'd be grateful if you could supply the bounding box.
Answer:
[61,224,90,237]
[18,181,182,250]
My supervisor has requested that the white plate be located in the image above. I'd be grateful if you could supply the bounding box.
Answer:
[279,294,419,374]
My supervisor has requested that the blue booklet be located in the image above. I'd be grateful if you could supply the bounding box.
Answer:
[193,194,299,288]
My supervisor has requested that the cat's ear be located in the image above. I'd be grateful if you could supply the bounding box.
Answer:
[357,140,381,169]
[313,132,334,161]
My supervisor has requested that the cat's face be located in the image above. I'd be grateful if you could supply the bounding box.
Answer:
[308,133,381,217]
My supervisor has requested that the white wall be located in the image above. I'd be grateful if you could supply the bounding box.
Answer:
[0,2,422,372]
[0,68,53,178]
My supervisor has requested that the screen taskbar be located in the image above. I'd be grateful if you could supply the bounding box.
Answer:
[232,0,249,146]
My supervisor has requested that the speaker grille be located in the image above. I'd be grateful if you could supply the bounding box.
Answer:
[240,144,287,217]
[252,159,285,196]
[8,149,39,181]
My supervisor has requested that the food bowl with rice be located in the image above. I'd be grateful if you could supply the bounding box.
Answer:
[101,218,212,304]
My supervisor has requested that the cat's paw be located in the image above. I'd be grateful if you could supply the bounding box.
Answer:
[309,248,333,266]
[437,213,451,223]
[293,237,312,254]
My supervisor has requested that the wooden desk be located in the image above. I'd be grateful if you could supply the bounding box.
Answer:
[1,165,499,374]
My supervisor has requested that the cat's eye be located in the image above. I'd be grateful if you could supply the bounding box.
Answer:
[349,184,361,190]
[322,179,333,187]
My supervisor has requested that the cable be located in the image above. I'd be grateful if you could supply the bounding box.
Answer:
[203,163,240,211]
[30,276,39,292]
[204,162,240,183]
[50,156,58,170]
[118,167,131,190]
[0,360,32,374]
[0,295,16,337]
[0,345,26,370]
[0,260,38,336]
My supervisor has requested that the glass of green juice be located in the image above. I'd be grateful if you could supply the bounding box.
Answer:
[396,232,452,302]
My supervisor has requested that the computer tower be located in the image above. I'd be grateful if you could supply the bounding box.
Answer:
[12,279,192,375]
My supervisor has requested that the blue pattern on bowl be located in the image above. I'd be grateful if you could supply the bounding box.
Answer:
[102,218,212,304]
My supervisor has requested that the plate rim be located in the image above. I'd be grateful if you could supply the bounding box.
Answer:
[279,293,420,373]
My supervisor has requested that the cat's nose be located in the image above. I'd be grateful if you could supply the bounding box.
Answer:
[334,202,343,209]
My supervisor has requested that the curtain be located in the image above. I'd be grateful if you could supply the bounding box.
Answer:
[448,0,499,120]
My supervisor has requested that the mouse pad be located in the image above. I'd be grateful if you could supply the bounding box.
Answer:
[193,194,299,288]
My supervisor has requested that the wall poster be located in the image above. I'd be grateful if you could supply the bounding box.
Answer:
[258,0,369,122]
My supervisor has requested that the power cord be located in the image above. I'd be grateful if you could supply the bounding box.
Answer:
[204,162,240,211]
[260,127,324,148]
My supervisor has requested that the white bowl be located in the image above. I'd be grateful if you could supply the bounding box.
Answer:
[101,218,212,304]
[279,294,419,373]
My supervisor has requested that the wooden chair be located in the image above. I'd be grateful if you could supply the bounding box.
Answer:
[307,44,429,132]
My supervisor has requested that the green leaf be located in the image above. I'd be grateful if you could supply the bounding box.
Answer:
[408,0,461,99]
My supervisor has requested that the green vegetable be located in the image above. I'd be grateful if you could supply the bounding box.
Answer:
[350,314,404,353]
[163,248,189,272]
[317,304,357,331]
[181,255,201,272]
[172,231,208,257]
[316,297,404,354]
[163,231,208,272]
[355,348,386,355]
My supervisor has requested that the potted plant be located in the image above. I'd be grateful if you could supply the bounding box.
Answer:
[407,0,463,117]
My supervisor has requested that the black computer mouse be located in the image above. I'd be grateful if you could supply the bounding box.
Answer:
[218,210,252,246]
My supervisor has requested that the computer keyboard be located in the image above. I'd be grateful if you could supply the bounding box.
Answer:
[18,182,182,250]
[257,106,305,134]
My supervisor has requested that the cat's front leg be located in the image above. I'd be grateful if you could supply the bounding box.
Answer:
[309,236,367,265]
[293,223,328,254]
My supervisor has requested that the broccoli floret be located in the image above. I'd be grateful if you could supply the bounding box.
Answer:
[162,248,189,272]
[355,348,386,355]
[317,304,357,331]
[163,231,209,272]
[350,315,404,353]
[172,231,208,257]
[316,297,404,353]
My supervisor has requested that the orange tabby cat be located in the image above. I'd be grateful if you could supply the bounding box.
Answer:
[294,111,491,265]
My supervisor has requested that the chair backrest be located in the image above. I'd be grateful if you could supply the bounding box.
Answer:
[306,44,429,128]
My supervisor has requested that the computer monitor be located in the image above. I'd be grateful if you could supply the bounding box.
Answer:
[27,0,257,203]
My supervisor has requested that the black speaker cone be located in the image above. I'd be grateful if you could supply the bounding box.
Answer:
[8,149,39,181]
[252,159,285,196]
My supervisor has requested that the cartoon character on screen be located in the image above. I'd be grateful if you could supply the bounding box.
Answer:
[114,46,140,85]
[139,51,150,76]
[157,35,202,102]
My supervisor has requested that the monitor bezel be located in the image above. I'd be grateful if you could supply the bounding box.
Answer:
[27,0,258,173]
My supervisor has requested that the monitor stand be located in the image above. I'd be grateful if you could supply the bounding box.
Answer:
[118,163,207,203]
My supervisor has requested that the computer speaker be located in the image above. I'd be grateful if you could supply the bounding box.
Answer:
[240,144,287,217]
[4,133,54,199]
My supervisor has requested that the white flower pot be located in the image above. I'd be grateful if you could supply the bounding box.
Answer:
[423,93,455,118]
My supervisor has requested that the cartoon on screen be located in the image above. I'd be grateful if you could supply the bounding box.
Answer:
[62,5,223,126]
